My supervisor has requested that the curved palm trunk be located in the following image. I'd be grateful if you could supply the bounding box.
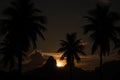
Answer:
[99,49,103,80]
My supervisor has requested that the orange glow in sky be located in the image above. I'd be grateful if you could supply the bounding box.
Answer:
[56,60,66,67]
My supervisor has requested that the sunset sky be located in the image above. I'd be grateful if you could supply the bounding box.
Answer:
[22,52,120,71]
[0,0,120,53]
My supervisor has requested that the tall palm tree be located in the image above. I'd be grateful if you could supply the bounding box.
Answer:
[57,33,85,80]
[0,0,47,72]
[57,33,85,67]
[83,4,120,79]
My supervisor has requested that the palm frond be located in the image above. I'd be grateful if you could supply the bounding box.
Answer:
[37,31,45,40]
[109,12,120,22]
[114,27,120,36]
[74,39,80,45]
[60,52,67,60]
[33,9,42,13]
[83,24,95,34]
[110,33,120,47]
[57,47,67,53]
[60,40,68,46]
[33,16,47,24]
[83,16,96,23]
[74,53,80,63]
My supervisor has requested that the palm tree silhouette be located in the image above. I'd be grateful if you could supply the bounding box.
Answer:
[0,0,47,73]
[83,3,120,80]
[57,32,85,80]
[57,33,85,67]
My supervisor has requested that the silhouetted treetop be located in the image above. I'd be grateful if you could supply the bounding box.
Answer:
[0,0,47,72]
[57,32,86,67]
[83,3,120,80]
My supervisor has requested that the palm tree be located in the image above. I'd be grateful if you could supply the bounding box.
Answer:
[57,33,85,80]
[0,37,26,72]
[83,4,120,79]
[0,0,47,73]
[57,33,85,67]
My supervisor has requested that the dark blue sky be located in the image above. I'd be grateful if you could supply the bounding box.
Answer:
[0,0,120,52]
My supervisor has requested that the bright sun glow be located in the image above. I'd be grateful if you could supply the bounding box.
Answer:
[56,60,66,67]
[57,62,63,67]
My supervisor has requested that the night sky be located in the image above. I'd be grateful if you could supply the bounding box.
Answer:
[0,0,120,52]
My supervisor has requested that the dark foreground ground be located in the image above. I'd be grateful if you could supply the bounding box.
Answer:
[0,60,120,80]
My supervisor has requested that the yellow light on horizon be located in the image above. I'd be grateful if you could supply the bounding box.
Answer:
[56,60,66,67]
[57,62,63,67]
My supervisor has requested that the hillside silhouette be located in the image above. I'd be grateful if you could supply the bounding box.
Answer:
[0,56,120,80]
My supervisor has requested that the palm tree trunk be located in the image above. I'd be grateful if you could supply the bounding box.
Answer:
[69,64,73,80]
[69,56,74,80]
[99,49,103,80]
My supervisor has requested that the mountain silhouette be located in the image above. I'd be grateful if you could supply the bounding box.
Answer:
[22,50,44,72]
